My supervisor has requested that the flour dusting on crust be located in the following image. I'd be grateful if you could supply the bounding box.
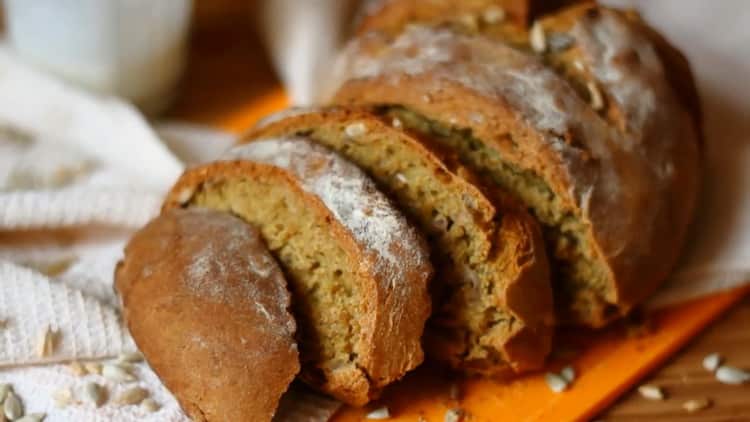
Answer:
[223,138,430,292]
[176,208,295,337]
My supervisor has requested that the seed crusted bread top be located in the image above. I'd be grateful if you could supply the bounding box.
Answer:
[330,10,699,324]
[115,208,299,422]
[354,0,573,36]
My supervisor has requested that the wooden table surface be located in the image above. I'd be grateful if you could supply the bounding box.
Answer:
[601,296,750,421]
[172,8,750,420]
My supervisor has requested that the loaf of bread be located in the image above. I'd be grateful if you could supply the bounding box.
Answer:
[330,4,701,326]
[247,106,554,376]
[162,137,433,405]
[115,208,299,422]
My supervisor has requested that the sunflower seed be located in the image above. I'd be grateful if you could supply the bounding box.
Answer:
[587,81,604,110]
[366,406,390,419]
[68,361,87,376]
[445,408,465,422]
[683,398,711,413]
[141,398,160,413]
[345,122,368,138]
[702,353,722,372]
[83,382,106,407]
[0,384,10,402]
[84,362,102,375]
[115,387,149,405]
[15,413,46,422]
[4,392,23,420]
[638,384,665,400]
[560,365,576,383]
[175,187,194,205]
[530,21,547,53]
[458,14,479,31]
[103,363,136,382]
[715,365,750,385]
[53,388,73,408]
[37,325,58,358]
[545,373,568,393]
[482,6,506,24]
[118,352,144,364]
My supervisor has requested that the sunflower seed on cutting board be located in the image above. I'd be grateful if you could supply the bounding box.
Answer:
[4,391,23,420]
[560,365,576,383]
[683,398,711,413]
[637,384,665,400]
[445,408,465,422]
[715,365,750,385]
[702,353,722,372]
[102,363,136,382]
[544,373,568,393]
[365,406,390,419]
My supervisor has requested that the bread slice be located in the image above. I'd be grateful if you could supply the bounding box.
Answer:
[329,15,700,327]
[115,208,299,422]
[162,137,432,405]
[245,106,553,376]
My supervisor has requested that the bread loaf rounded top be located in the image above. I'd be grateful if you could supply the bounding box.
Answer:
[115,208,299,422]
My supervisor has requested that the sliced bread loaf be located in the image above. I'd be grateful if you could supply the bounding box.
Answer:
[329,14,700,326]
[162,137,432,405]
[246,106,554,376]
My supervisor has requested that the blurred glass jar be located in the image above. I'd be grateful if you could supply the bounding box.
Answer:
[3,0,193,116]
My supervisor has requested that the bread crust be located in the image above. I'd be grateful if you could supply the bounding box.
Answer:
[330,4,700,326]
[355,0,577,36]
[162,157,432,405]
[245,106,554,375]
[115,208,299,422]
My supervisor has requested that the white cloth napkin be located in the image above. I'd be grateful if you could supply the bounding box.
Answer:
[0,1,748,420]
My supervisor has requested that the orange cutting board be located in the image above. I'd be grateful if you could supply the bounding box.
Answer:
[169,35,750,418]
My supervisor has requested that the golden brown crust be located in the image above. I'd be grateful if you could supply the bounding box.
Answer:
[355,0,578,36]
[115,208,299,422]
[162,158,431,405]
[245,106,554,375]
[330,4,701,326]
